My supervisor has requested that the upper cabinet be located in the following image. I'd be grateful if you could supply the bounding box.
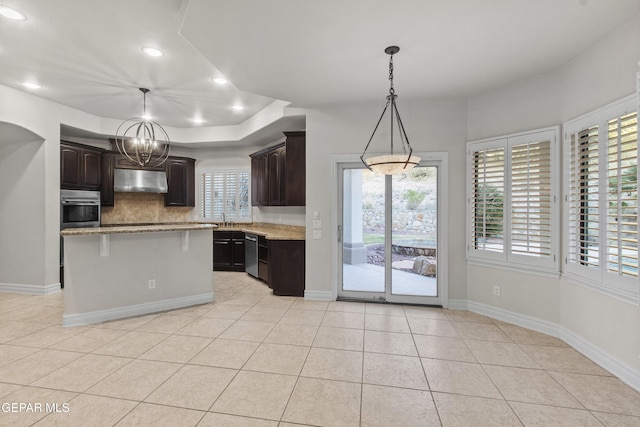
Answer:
[100,152,116,206]
[60,142,102,191]
[165,157,195,207]
[268,145,286,206]
[250,131,305,206]
[61,141,195,208]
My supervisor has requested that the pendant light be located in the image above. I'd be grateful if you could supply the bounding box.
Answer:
[115,88,171,167]
[361,46,420,174]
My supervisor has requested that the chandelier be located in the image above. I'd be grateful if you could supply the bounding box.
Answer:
[115,88,171,167]
[361,46,420,175]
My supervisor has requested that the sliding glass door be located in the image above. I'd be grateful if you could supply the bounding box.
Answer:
[338,161,443,305]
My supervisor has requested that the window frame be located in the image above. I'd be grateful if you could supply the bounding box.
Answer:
[563,94,639,304]
[467,126,561,275]
[201,169,252,222]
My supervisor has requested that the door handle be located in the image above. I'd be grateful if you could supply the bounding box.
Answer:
[337,225,342,243]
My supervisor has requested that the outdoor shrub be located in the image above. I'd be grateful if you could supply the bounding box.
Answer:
[404,189,426,210]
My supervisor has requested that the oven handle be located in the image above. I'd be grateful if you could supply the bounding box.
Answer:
[62,200,100,205]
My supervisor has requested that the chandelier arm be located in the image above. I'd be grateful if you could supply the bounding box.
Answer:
[392,103,407,155]
[393,102,414,152]
[392,106,415,170]
[135,122,147,166]
[147,121,171,167]
[361,98,391,158]
[115,120,144,166]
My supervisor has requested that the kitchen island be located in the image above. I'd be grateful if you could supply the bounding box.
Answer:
[61,223,216,327]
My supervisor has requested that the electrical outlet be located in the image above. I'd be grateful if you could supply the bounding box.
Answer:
[493,285,501,296]
[148,279,156,289]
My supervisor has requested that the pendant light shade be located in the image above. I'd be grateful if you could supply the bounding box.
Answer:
[361,46,420,175]
[115,88,171,168]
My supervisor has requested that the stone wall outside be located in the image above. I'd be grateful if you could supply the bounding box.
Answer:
[362,208,436,235]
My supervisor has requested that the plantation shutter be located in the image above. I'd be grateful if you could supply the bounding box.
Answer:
[201,170,251,221]
[568,125,600,271]
[606,112,638,278]
[510,140,552,257]
[471,146,505,253]
[202,173,214,218]
[225,172,237,219]
[238,171,250,219]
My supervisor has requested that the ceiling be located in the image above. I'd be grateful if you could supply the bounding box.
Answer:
[1,0,639,140]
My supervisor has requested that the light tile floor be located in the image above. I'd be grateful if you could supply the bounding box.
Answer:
[0,272,638,426]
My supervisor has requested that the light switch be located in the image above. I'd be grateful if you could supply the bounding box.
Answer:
[313,219,322,229]
[313,230,322,240]
[313,211,320,220]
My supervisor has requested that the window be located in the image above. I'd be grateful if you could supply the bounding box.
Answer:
[467,127,559,273]
[201,170,250,221]
[564,95,638,303]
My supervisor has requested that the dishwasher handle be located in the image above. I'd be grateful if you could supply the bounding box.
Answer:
[245,235,257,242]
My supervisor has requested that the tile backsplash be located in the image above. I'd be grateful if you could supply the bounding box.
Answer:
[101,192,193,225]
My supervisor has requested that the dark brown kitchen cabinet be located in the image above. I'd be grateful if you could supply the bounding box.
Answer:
[249,131,305,206]
[213,231,245,271]
[251,153,269,206]
[165,157,195,207]
[268,146,286,205]
[258,235,269,284]
[269,240,305,296]
[60,142,102,190]
[100,152,116,206]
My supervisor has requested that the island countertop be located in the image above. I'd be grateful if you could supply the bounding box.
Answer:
[61,223,218,236]
[61,222,305,240]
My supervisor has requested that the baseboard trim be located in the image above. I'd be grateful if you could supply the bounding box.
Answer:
[304,290,333,301]
[0,282,61,295]
[560,327,640,392]
[62,292,214,327]
[461,299,640,392]
[466,300,561,337]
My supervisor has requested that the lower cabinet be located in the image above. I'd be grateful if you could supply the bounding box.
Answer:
[269,240,305,297]
[258,235,269,285]
[213,231,245,271]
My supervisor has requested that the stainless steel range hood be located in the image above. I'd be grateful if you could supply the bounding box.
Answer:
[113,169,168,193]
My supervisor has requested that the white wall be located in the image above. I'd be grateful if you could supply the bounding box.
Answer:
[304,97,468,299]
[0,124,46,289]
[465,16,640,381]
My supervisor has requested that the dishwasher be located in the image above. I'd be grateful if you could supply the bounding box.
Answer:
[245,233,258,278]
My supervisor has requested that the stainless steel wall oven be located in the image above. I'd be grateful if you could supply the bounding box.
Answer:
[60,189,101,229]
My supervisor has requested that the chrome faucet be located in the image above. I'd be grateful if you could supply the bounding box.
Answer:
[220,213,234,228]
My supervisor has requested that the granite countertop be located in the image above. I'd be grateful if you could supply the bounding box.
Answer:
[217,223,305,240]
[60,223,218,236]
[61,222,305,240]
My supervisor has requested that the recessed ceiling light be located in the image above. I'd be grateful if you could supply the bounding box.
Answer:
[232,105,244,111]
[192,117,204,124]
[212,77,228,85]
[21,81,41,90]
[142,47,164,57]
[0,6,26,21]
